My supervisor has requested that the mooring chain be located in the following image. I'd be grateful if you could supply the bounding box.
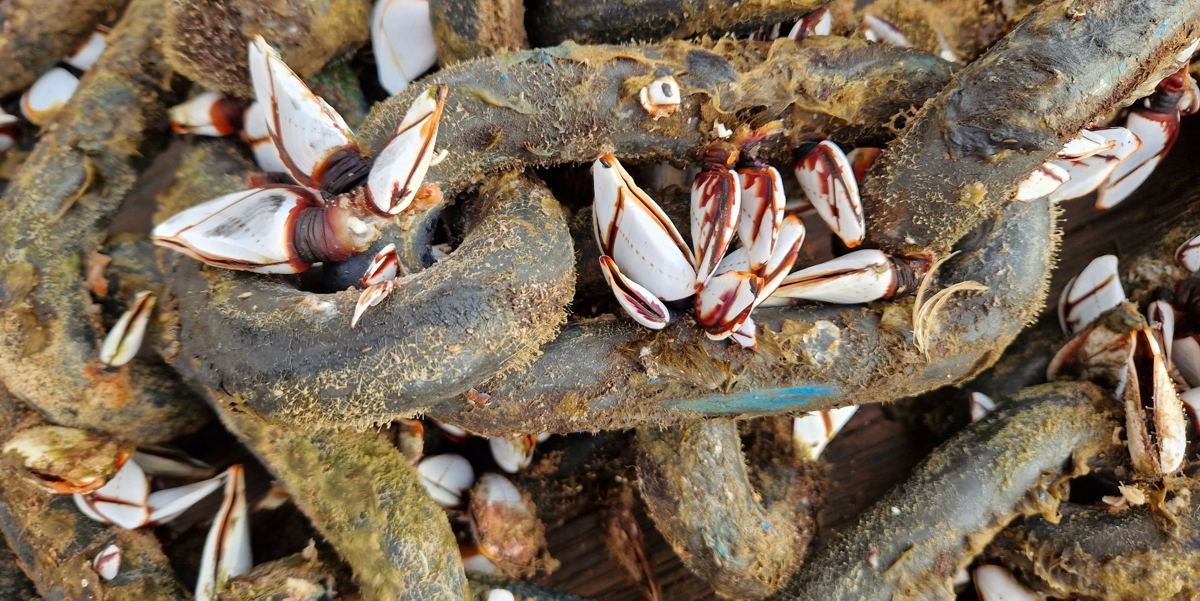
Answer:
[1,0,1200,598]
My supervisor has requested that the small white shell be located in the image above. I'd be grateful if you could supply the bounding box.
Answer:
[738,167,786,275]
[593,155,696,302]
[240,102,289,173]
[1057,255,1124,335]
[1177,233,1200,271]
[768,249,896,305]
[170,92,241,136]
[488,436,536,474]
[74,459,150,530]
[417,454,475,507]
[362,243,400,286]
[486,589,516,601]
[639,76,681,120]
[21,67,80,125]
[598,255,670,330]
[474,473,524,506]
[247,36,358,190]
[973,564,1036,601]
[0,107,16,153]
[351,280,396,329]
[1013,162,1069,202]
[151,187,321,274]
[1096,109,1177,209]
[792,406,859,460]
[93,544,121,581]
[65,29,108,71]
[99,291,156,367]
[372,0,439,95]
[460,547,498,574]
[1048,127,1141,203]
[435,421,470,441]
[195,466,251,601]
[1173,336,1200,388]
[365,85,446,215]
[794,140,864,248]
[1181,387,1200,432]
[969,392,996,422]
[146,472,227,525]
[861,14,910,47]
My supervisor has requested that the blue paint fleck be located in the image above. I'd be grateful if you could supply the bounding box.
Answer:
[500,75,507,82]
[759,518,771,532]
[664,384,837,414]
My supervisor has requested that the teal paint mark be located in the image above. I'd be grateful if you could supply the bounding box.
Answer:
[664,384,837,414]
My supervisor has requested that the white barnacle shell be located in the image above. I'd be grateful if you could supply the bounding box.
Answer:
[488,435,537,474]
[152,187,323,274]
[247,36,359,192]
[64,28,108,71]
[99,291,156,367]
[1057,255,1124,335]
[1013,161,1070,202]
[240,102,289,173]
[1048,127,1140,203]
[973,565,1036,601]
[766,249,902,305]
[417,454,475,507]
[365,84,447,215]
[195,466,252,601]
[1176,233,1200,272]
[372,0,438,95]
[1096,107,1178,209]
[93,544,121,581]
[639,76,681,120]
[21,67,79,125]
[794,140,864,248]
[74,459,150,530]
[793,406,859,460]
[592,155,696,302]
[170,91,242,136]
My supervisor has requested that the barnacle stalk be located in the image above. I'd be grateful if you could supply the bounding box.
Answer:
[769,382,1118,601]
[164,166,576,427]
[0,0,209,442]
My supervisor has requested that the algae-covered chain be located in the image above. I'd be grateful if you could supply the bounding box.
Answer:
[637,419,818,598]
[0,0,210,443]
[771,382,1118,601]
